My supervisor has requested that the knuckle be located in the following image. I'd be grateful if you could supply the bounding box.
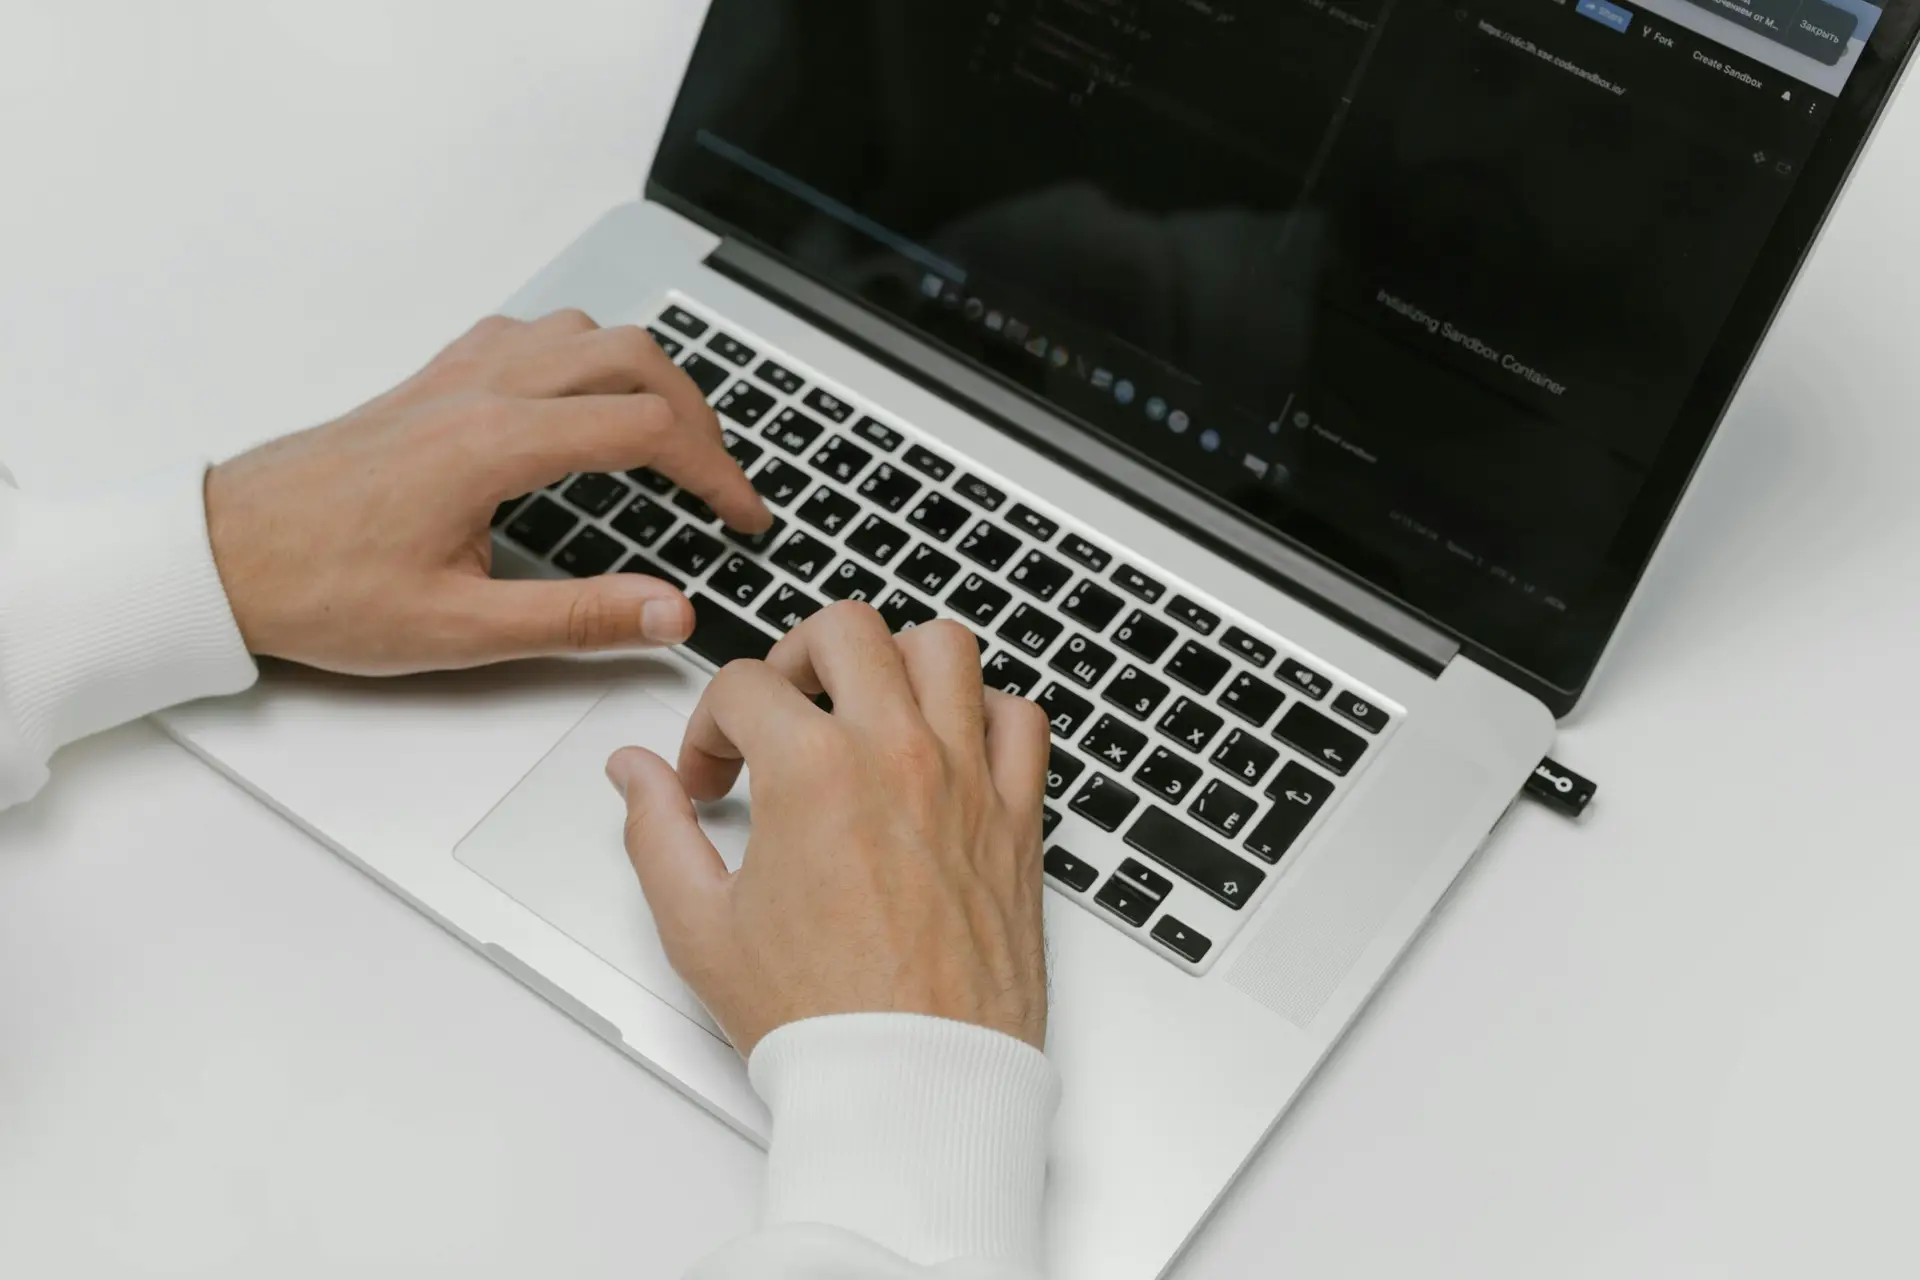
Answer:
[820,598,887,639]
[562,592,627,650]
[629,393,676,438]
[612,325,659,363]
[547,307,598,332]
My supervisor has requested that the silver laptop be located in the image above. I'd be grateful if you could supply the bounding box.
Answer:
[159,1,1917,1274]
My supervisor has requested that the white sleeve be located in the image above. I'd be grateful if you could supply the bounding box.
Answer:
[689,1014,1060,1280]
[0,463,258,810]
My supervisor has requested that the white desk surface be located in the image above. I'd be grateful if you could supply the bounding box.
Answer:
[3,4,1916,1276]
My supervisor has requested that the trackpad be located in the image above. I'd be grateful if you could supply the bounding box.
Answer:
[454,687,749,1039]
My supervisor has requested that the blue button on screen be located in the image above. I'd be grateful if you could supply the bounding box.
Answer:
[1575,0,1634,32]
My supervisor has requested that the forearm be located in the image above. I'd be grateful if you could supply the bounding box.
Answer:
[691,1015,1059,1280]
[0,464,257,809]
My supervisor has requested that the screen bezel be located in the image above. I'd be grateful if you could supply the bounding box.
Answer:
[646,2,1920,717]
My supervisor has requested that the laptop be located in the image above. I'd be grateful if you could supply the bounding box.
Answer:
[159,1,1918,1274]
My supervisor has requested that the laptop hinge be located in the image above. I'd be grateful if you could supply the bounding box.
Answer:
[704,236,1461,677]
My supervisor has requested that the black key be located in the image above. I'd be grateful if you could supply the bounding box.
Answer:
[685,594,777,667]
[561,473,631,518]
[1045,747,1086,800]
[709,553,775,608]
[715,382,777,429]
[1274,703,1367,777]
[1044,846,1097,893]
[822,559,886,604]
[803,387,856,423]
[907,492,970,542]
[1060,534,1112,573]
[1113,610,1177,663]
[1006,503,1059,542]
[982,650,1040,697]
[1043,807,1062,839]
[948,573,1013,627]
[899,545,960,596]
[1213,729,1280,788]
[680,352,731,398]
[770,531,835,581]
[754,359,804,396]
[767,408,827,456]
[628,468,674,495]
[1220,672,1286,727]
[1332,690,1391,734]
[1117,857,1174,901]
[846,514,909,566]
[1151,916,1213,964]
[1082,714,1148,772]
[646,327,684,359]
[954,473,1007,511]
[851,416,904,452]
[503,496,578,555]
[672,490,718,524]
[757,583,824,633]
[707,332,756,366]
[796,486,860,537]
[751,458,810,507]
[659,525,727,577]
[722,430,766,471]
[902,443,955,481]
[610,495,676,547]
[1278,658,1333,701]
[958,521,1023,572]
[1008,549,1073,602]
[1166,641,1231,695]
[1135,747,1203,804]
[1050,633,1116,689]
[1072,773,1141,833]
[1166,595,1221,635]
[1094,874,1156,927]
[997,604,1064,658]
[724,516,785,553]
[1248,763,1335,864]
[1190,779,1259,839]
[1221,627,1277,669]
[618,553,683,589]
[857,462,922,513]
[1103,666,1170,721]
[1124,807,1265,910]
[1037,682,1095,739]
[552,526,624,577]
[660,305,708,338]
[876,588,938,633]
[492,497,526,528]
[1061,580,1125,632]
[546,475,571,493]
[811,437,874,486]
[1158,697,1225,754]
[1110,564,1166,603]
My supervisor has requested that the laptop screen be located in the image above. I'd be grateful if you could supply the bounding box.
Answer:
[651,0,1916,702]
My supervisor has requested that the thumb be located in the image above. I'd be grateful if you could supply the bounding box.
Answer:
[453,573,695,662]
[606,746,729,962]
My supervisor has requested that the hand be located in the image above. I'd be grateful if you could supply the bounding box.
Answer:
[204,310,771,675]
[607,605,1053,1057]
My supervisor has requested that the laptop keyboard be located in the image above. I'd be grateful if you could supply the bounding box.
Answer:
[492,297,1401,974]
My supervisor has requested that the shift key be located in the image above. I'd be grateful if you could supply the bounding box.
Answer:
[1123,807,1265,910]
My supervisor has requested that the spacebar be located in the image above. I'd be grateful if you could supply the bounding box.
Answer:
[685,594,777,668]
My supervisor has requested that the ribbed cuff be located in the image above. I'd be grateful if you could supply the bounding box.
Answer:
[748,1014,1060,1269]
[0,464,257,801]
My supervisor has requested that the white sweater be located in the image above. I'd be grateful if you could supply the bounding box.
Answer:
[0,464,1058,1278]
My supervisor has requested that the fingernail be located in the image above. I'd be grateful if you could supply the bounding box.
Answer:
[605,750,635,791]
[642,598,692,644]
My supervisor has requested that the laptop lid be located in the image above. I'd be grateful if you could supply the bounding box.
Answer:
[646,0,1918,716]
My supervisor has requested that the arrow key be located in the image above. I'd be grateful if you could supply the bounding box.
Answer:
[1151,915,1213,964]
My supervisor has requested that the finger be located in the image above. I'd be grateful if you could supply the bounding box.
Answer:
[504,394,769,532]
[893,620,988,751]
[760,602,917,728]
[678,659,827,802]
[527,307,600,338]
[606,747,729,962]
[504,324,705,406]
[984,689,1051,819]
[436,571,694,665]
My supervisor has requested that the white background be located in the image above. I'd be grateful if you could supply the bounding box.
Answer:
[2,3,1918,1276]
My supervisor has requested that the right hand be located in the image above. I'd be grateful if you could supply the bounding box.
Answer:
[606,605,1053,1058]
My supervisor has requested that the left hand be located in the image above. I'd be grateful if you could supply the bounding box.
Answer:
[205,309,771,675]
